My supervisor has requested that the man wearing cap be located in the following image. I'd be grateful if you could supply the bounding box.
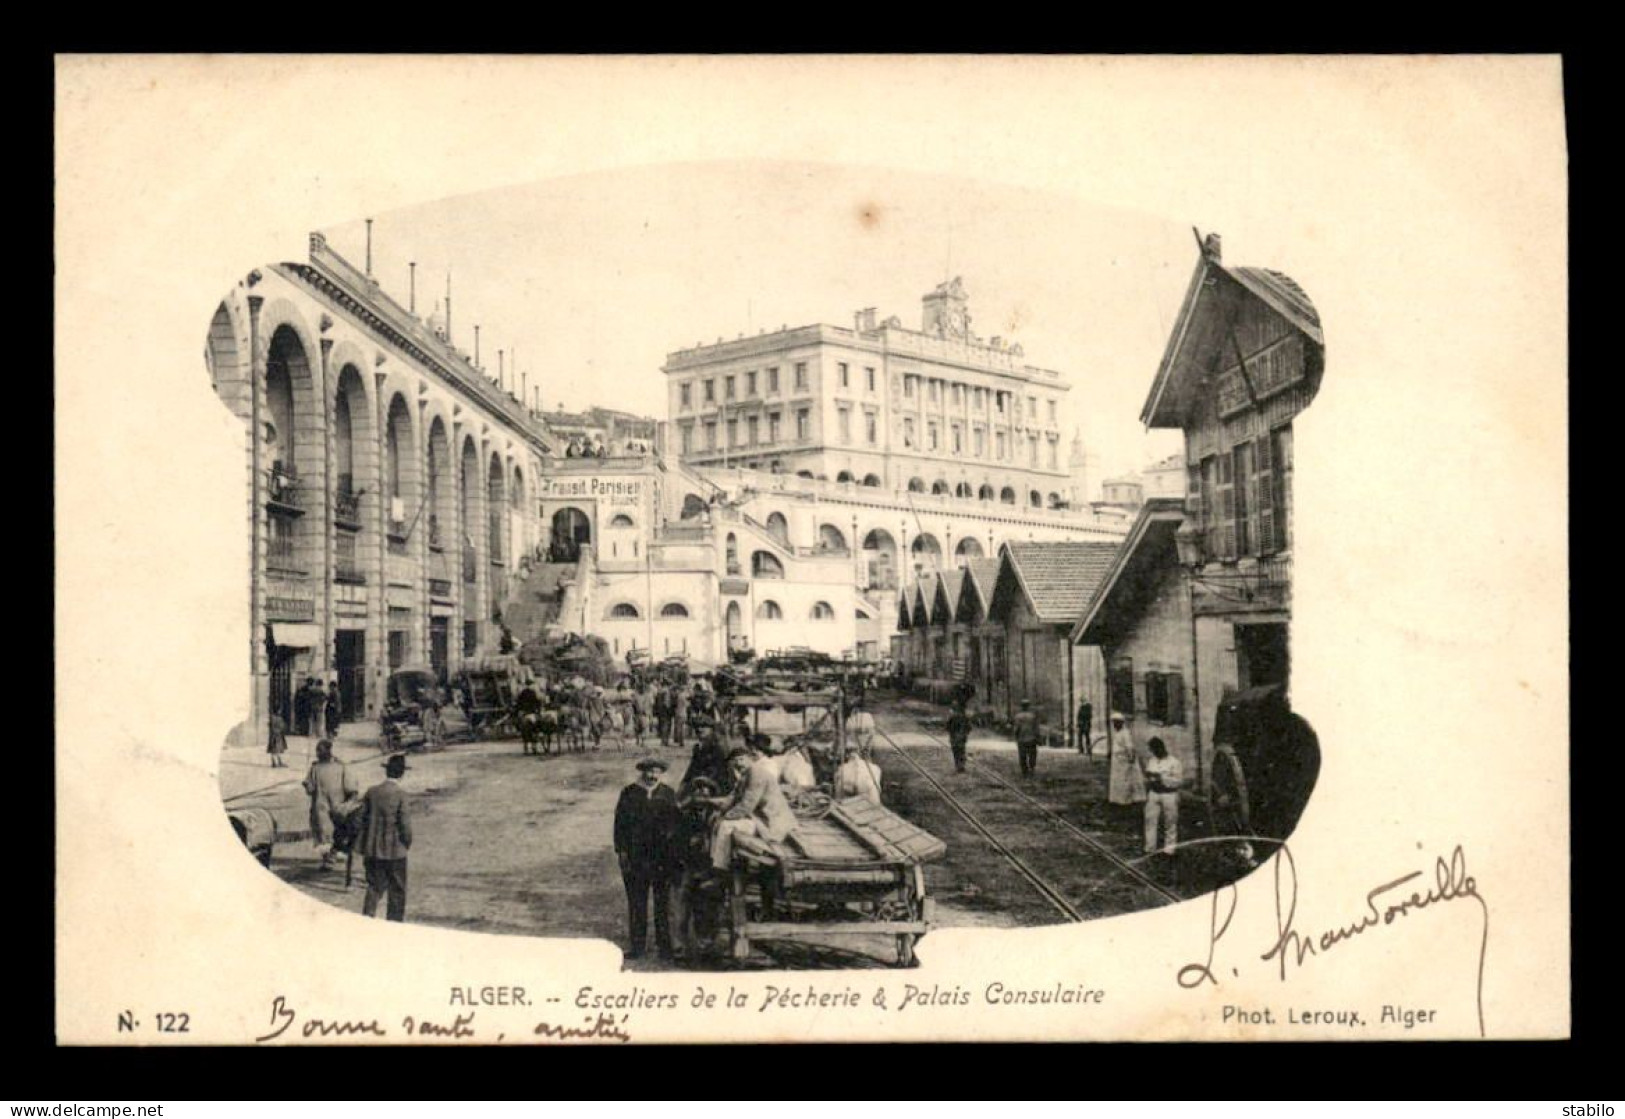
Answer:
[613,757,680,960]
[357,754,414,922]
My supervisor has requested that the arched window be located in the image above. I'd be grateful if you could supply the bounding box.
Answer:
[931,479,949,495]
[855,607,872,620]
[752,552,785,579]
[907,477,925,493]
[610,513,635,528]
[862,474,882,487]
[956,537,984,559]
[979,483,995,502]
[608,603,640,619]
[765,512,790,547]
[680,493,707,520]
[1029,490,1043,508]
[1000,486,1017,505]
[660,603,690,618]
[796,470,815,479]
[955,482,973,498]
[756,600,783,620]
[1047,492,1063,509]
[836,470,855,483]
[725,532,739,575]
[817,524,846,552]
[810,601,835,620]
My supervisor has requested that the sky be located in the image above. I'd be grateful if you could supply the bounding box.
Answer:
[322,161,1197,489]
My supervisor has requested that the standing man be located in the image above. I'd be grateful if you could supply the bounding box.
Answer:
[946,702,972,774]
[1143,737,1183,857]
[1076,696,1094,756]
[845,699,877,757]
[325,680,342,740]
[653,683,672,749]
[357,754,413,922]
[1012,699,1043,777]
[671,684,689,753]
[302,738,357,870]
[613,757,680,960]
[630,682,652,749]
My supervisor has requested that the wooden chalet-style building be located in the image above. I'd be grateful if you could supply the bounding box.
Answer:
[1074,232,1324,791]
[986,540,1118,741]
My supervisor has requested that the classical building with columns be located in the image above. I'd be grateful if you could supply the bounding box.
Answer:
[206,233,551,742]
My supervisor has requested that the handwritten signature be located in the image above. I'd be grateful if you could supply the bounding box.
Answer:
[254,996,633,1044]
[1178,844,1489,1036]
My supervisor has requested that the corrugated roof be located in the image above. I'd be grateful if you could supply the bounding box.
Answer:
[999,541,1123,625]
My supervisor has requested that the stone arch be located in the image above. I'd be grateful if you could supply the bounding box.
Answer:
[205,299,249,420]
[956,537,985,560]
[551,506,591,563]
[1000,486,1017,505]
[262,324,323,592]
[1047,491,1064,509]
[817,523,847,552]
[486,452,508,563]
[835,470,855,484]
[764,511,790,547]
[862,473,882,487]
[756,599,783,620]
[425,416,453,553]
[459,433,482,566]
[911,533,943,566]
[931,479,950,495]
[861,527,898,591]
[725,600,745,650]
[907,477,926,493]
[1029,489,1043,508]
[659,601,692,618]
[955,481,973,498]
[979,483,996,502]
[752,551,785,579]
[725,532,740,575]
[609,513,636,528]
[680,493,707,520]
[383,392,420,534]
[606,602,640,619]
[809,601,835,620]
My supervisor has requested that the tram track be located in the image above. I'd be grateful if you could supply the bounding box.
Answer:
[873,718,1185,920]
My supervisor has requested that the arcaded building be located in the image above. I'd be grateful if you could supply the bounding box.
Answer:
[205,233,551,743]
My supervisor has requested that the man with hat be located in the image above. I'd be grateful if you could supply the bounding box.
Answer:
[613,756,680,960]
[357,753,414,922]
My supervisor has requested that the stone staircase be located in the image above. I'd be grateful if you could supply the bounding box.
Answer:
[499,560,574,643]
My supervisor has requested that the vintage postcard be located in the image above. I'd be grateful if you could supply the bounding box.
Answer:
[54,55,1568,1043]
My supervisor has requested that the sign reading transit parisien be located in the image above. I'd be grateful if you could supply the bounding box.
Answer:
[540,475,644,507]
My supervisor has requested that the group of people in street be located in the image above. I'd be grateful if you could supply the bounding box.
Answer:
[266,677,343,767]
[611,695,883,963]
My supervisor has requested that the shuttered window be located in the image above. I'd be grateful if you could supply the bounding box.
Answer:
[1233,441,1254,556]
[1215,453,1236,559]
[1256,432,1276,556]
[1269,425,1292,554]
[1145,670,1187,726]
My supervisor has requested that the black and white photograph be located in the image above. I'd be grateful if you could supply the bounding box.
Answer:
[55,55,1567,1043]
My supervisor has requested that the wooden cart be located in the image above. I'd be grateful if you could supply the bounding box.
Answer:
[726,796,945,966]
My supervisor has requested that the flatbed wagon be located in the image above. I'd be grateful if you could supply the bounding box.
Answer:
[725,794,945,966]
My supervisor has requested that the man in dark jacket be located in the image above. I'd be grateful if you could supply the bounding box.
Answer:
[1012,699,1043,777]
[614,757,680,960]
[1076,697,1094,756]
[358,754,414,921]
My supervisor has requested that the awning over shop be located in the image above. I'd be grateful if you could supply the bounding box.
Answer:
[271,623,321,648]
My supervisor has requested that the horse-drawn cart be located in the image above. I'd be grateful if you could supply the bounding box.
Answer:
[725,795,944,966]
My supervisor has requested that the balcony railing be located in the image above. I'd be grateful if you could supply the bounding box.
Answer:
[335,558,366,585]
[266,465,304,512]
[334,486,363,526]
